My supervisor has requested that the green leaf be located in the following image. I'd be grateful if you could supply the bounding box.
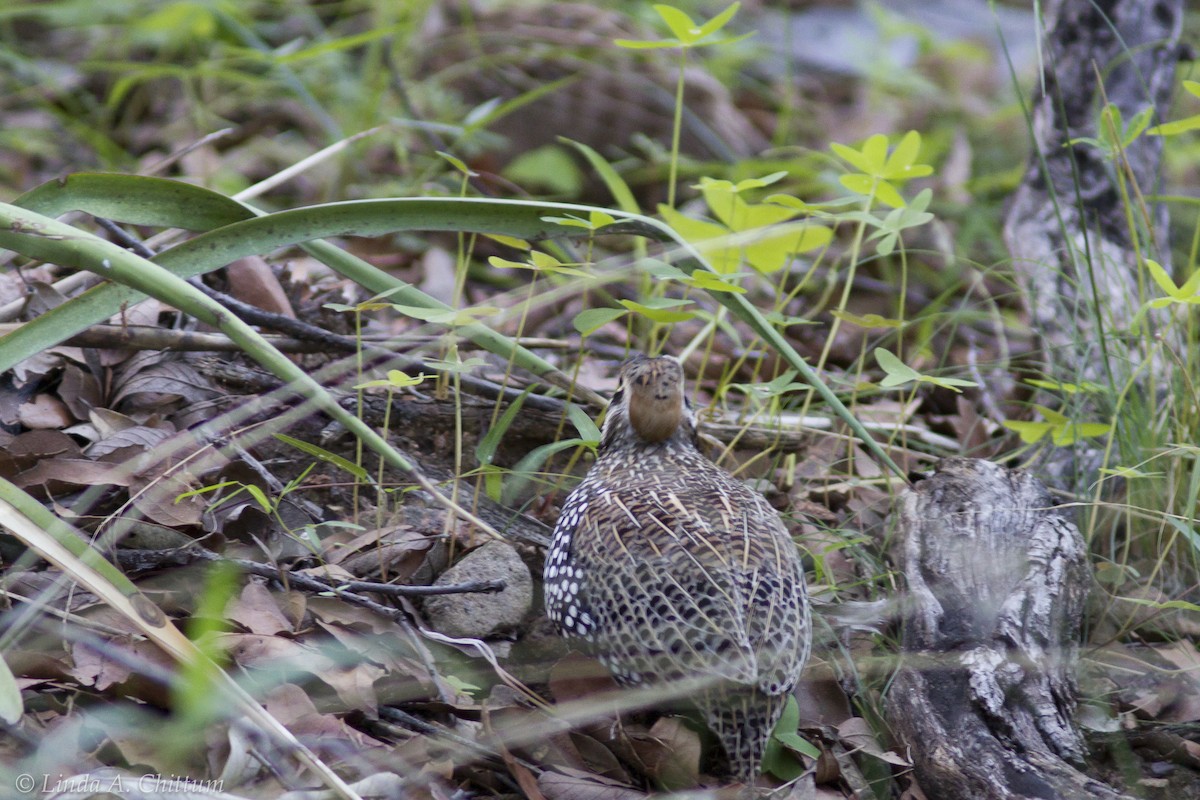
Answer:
[489,252,590,278]
[476,391,529,466]
[1123,107,1153,145]
[573,307,627,335]
[619,298,696,323]
[744,223,832,273]
[355,370,429,390]
[696,2,741,38]
[763,696,817,780]
[1144,258,1200,303]
[838,173,876,197]
[483,233,530,251]
[729,370,808,401]
[873,180,906,209]
[0,655,25,725]
[653,4,699,41]
[658,203,740,273]
[830,141,876,175]
[566,404,602,443]
[541,210,616,230]
[436,151,475,177]
[274,433,370,481]
[391,305,500,326]
[884,131,933,180]
[686,270,747,294]
[1004,419,1054,444]
[503,145,581,194]
[1147,115,1200,136]
[612,38,677,50]
[874,348,975,392]
[831,310,903,329]
[775,730,821,758]
[478,464,505,502]
[1146,258,1179,295]
[1024,378,1107,395]
[559,137,639,213]
[875,348,922,387]
[245,484,273,514]
[503,438,595,506]
[1121,595,1200,613]
[1003,405,1109,445]
[883,130,920,177]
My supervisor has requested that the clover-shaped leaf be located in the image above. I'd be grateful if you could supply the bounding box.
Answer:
[615,2,751,50]
[832,131,933,209]
[875,348,976,393]
[1004,405,1110,445]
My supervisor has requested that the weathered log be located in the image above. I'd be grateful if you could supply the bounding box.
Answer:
[1003,0,1184,487]
[886,458,1130,800]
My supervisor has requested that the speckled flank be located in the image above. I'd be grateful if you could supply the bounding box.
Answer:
[544,354,812,782]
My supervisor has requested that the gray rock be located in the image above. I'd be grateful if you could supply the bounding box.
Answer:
[424,540,532,639]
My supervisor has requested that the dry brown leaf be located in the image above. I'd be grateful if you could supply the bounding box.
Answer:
[794,675,854,727]
[59,363,104,420]
[952,395,994,453]
[87,423,176,460]
[567,731,630,784]
[262,682,386,752]
[837,717,909,766]
[7,428,82,457]
[17,393,73,429]
[220,633,382,713]
[500,741,549,800]
[128,473,205,527]
[549,653,619,705]
[226,581,296,636]
[68,640,133,690]
[328,524,436,582]
[629,716,701,789]
[537,768,647,800]
[308,595,400,636]
[14,457,132,491]
[226,256,296,318]
[112,356,216,408]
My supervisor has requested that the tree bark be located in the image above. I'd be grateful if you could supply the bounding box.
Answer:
[886,458,1130,800]
[1002,0,1184,488]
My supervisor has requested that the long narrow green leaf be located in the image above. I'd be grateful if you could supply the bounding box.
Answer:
[9,175,633,404]
[0,202,421,481]
[4,174,906,479]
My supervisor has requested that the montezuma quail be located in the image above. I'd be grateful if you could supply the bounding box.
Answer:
[544,354,811,783]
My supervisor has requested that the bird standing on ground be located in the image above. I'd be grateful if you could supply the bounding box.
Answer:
[544,354,811,783]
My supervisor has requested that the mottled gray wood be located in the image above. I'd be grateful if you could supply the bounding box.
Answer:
[887,458,1130,800]
[1003,0,1184,487]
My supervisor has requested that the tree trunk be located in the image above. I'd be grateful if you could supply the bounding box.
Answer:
[1002,0,1184,488]
[886,458,1129,800]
